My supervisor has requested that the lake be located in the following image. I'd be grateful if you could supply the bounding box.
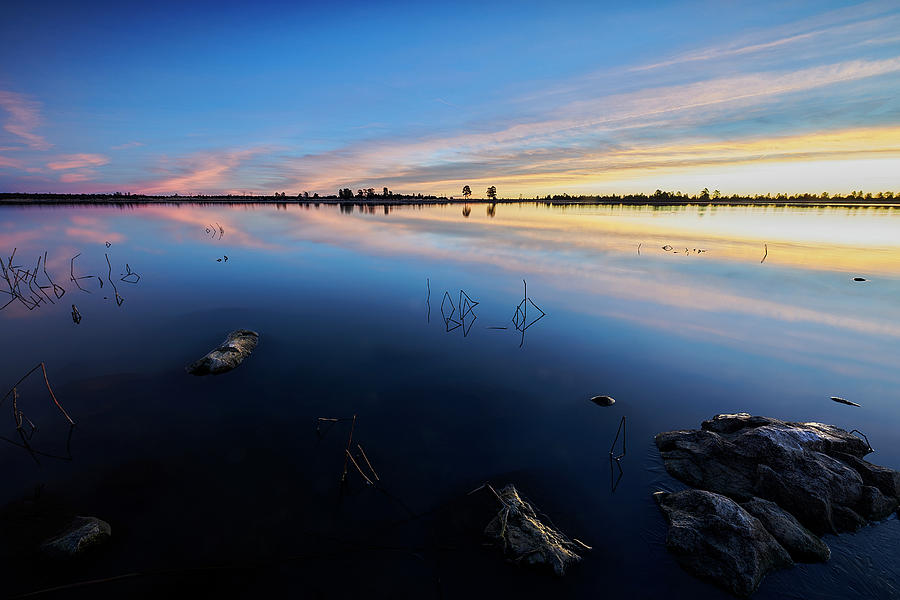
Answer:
[1,201,899,598]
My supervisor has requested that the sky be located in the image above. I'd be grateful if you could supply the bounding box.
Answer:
[1,0,899,197]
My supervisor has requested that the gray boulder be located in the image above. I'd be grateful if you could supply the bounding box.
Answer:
[655,413,897,534]
[40,516,110,557]
[187,329,259,375]
[741,497,829,562]
[654,489,793,598]
[484,484,583,576]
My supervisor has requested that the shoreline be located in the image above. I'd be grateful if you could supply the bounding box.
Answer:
[1,196,898,208]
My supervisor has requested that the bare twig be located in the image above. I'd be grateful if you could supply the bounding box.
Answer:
[340,414,357,482]
[345,450,374,485]
[609,415,626,460]
[1,362,75,426]
[356,443,380,481]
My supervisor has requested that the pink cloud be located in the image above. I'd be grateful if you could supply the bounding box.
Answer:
[59,171,95,183]
[0,155,25,169]
[0,90,51,151]
[47,153,109,170]
[134,148,267,195]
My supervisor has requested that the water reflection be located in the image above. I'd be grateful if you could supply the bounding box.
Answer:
[1,201,900,598]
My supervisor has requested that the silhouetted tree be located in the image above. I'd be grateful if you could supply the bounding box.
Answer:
[486,186,497,200]
[462,185,472,199]
[712,189,721,199]
[700,188,710,201]
[383,187,390,197]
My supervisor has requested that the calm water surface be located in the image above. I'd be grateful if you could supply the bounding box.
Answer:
[1,202,899,598]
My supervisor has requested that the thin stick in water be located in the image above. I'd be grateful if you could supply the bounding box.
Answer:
[340,414,357,482]
[357,443,380,481]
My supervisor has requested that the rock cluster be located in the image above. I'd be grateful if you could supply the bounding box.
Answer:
[654,413,900,597]
[186,329,259,375]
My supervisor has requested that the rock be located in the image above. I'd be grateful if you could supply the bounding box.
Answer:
[830,396,861,407]
[832,451,900,501]
[654,490,792,598]
[741,497,830,562]
[831,505,867,531]
[484,484,582,576]
[187,329,259,375]
[40,516,110,557]
[858,485,898,520]
[852,277,867,282]
[655,413,891,534]
[590,395,615,407]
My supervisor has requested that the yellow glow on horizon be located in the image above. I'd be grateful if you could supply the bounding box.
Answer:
[393,126,900,198]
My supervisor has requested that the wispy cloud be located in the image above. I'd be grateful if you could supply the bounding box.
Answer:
[46,153,109,170]
[111,141,144,150]
[0,90,52,151]
[267,55,900,195]
[133,148,269,195]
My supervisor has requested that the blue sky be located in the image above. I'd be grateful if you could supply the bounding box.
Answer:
[1,0,899,196]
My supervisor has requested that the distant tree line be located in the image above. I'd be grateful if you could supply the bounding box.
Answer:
[533,188,899,203]
[3,187,899,204]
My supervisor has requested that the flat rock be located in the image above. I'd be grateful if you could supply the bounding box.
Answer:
[590,395,615,406]
[187,329,259,375]
[654,489,792,598]
[484,484,582,576]
[655,413,893,534]
[40,516,110,557]
[741,497,829,562]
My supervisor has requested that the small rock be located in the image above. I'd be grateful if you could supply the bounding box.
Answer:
[40,516,111,557]
[830,396,861,407]
[741,497,830,562]
[187,329,259,375]
[590,395,615,407]
[484,484,583,576]
[654,489,792,598]
[852,277,867,282]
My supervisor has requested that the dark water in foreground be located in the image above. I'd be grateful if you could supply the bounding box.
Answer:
[1,202,899,598]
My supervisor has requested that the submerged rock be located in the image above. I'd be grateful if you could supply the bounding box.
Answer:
[590,395,615,407]
[654,490,792,598]
[187,329,259,375]
[655,413,897,534]
[40,516,110,557]
[741,497,830,563]
[484,484,583,576]
[830,396,861,407]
